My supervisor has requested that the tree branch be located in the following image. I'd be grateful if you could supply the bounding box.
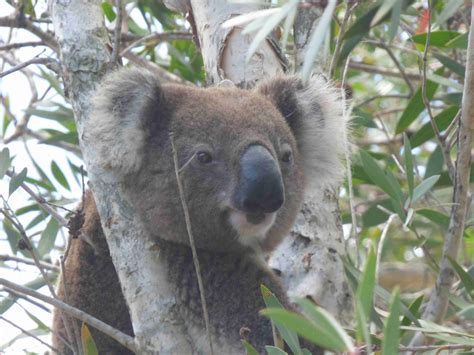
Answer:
[0,278,136,353]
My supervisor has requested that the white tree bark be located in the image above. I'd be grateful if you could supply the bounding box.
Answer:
[165,0,353,324]
[49,0,192,353]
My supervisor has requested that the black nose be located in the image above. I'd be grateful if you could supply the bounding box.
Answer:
[234,145,284,214]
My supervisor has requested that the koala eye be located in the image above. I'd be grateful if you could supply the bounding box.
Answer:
[196,151,213,164]
[281,146,293,164]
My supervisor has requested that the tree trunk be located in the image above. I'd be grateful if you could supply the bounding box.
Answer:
[49,0,192,352]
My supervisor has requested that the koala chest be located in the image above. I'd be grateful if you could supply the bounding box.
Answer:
[160,241,281,353]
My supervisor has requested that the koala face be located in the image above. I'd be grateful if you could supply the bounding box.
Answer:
[89,69,347,254]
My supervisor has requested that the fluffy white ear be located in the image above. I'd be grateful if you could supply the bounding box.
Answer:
[256,75,350,189]
[85,67,164,176]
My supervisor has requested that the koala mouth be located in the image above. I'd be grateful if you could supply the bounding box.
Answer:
[246,212,266,225]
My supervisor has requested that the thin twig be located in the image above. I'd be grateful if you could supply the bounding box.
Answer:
[0,41,45,51]
[0,315,59,352]
[0,278,137,353]
[169,131,214,355]
[354,94,410,109]
[0,16,58,50]
[3,289,51,313]
[111,0,123,64]
[349,61,421,80]
[0,57,56,78]
[419,4,456,182]
[0,254,59,272]
[399,344,472,353]
[329,1,358,76]
[380,42,415,94]
[5,171,68,227]
[120,32,193,56]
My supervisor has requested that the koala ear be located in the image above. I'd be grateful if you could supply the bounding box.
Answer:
[86,67,169,175]
[256,76,349,188]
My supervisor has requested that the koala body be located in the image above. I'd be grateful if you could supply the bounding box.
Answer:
[53,68,347,354]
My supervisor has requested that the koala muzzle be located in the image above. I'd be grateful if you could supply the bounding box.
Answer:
[234,145,285,215]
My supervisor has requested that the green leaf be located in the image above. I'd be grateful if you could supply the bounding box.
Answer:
[412,31,463,47]
[448,257,474,296]
[38,218,59,257]
[411,175,440,205]
[357,244,376,322]
[301,0,336,81]
[401,295,423,328]
[101,2,116,22]
[434,53,465,77]
[424,146,444,179]
[51,160,70,190]
[261,285,301,354]
[0,147,10,179]
[387,0,403,42]
[417,209,450,229]
[261,308,348,352]
[403,134,414,199]
[360,151,404,215]
[445,32,468,49]
[355,298,371,349]
[410,106,459,148]
[4,219,21,254]
[242,340,259,355]
[265,346,287,355]
[9,168,27,196]
[82,323,99,355]
[382,289,401,355]
[396,79,439,134]
[26,212,48,230]
[39,69,64,96]
[344,5,379,39]
[371,0,398,26]
[295,299,354,352]
[25,108,72,123]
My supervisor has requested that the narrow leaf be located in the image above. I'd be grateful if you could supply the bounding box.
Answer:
[301,0,336,81]
[411,175,440,205]
[0,147,10,179]
[410,106,459,148]
[38,218,59,257]
[357,245,376,322]
[371,0,398,26]
[9,168,27,196]
[242,340,259,355]
[411,31,462,47]
[396,79,439,134]
[424,146,444,179]
[51,160,71,190]
[82,323,99,355]
[387,0,402,41]
[295,299,354,352]
[261,308,348,352]
[434,53,465,77]
[261,285,301,354]
[403,134,414,199]
[448,257,474,295]
[265,346,287,355]
[101,2,116,22]
[382,289,401,355]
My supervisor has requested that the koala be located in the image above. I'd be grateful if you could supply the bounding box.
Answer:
[52,67,347,354]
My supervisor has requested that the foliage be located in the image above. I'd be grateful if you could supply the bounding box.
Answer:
[0,0,472,353]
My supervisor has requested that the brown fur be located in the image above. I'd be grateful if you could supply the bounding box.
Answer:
[53,68,347,354]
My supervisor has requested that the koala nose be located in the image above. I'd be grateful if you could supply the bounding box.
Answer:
[234,145,285,214]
